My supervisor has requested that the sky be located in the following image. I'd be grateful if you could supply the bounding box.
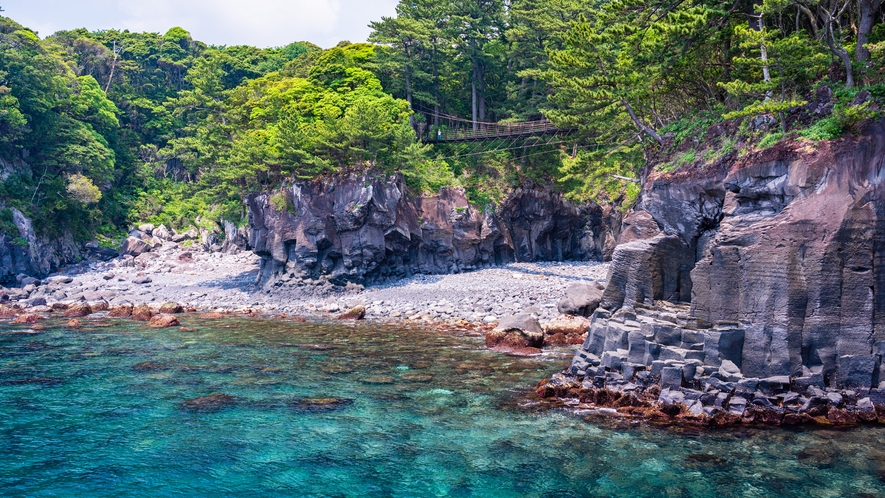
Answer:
[1,0,399,48]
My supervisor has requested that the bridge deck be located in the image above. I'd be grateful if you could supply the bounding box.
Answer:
[423,119,565,143]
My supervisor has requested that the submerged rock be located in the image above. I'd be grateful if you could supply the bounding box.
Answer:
[149,314,180,328]
[180,393,240,412]
[108,304,133,318]
[291,397,354,412]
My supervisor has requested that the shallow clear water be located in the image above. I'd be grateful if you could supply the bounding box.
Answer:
[2,316,885,497]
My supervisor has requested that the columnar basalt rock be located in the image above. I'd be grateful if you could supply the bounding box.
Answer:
[246,174,611,288]
[543,122,885,425]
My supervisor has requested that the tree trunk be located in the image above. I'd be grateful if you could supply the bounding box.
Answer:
[478,62,486,122]
[405,64,415,129]
[621,98,663,144]
[856,0,881,63]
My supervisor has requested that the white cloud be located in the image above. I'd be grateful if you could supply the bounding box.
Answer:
[118,0,341,47]
[3,0,399,48]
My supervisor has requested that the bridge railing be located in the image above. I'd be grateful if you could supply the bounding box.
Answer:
[425,119,559,143]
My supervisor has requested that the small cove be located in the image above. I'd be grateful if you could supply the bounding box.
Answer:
[1,316,884,497]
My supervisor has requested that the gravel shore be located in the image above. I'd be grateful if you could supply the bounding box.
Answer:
[13,244,608,325]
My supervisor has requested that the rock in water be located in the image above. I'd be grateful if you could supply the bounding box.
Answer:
[200,312,225,319]
[557,282,605,317]
[337,305,366,320]
[12,313,42,324]
[66,319,82,328]
[486,313,544,350]
[131,304,152,321]
[180,394,239,412]
[109,305,133,317]
[158,302,184,314]
[149,314,180,328]
[63,303,92,318]
[0,305,19,318]
[291,397,354,412]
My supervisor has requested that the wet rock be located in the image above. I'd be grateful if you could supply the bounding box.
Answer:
[89,300,109,312]
[180,393,239,412]
[108,304,133,318]
[131,362,169,372]
[158,302,184,314]
[486,313,544,349]
[542,314,590,346]
[131,304,153,321]
[149,314,181,328]
[200,312,225,319]
[361,376,395,384]
[557,282,605,317]
[66,318,82,328]
[0,304,19,318]
[12,313,42,324]
[291,397,354,412]
[337,305,366,320]
[63,303,92,318]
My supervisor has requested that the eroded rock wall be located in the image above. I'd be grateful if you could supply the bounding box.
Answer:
[571,121,885,392]
[0,207,80,284]
[246,174,609,288]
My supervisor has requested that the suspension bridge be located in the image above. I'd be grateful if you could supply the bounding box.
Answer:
[420,114,569,143]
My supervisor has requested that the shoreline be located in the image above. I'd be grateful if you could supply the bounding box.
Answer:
[1,243,608,329]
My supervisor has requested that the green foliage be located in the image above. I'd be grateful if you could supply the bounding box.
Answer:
[757,132,784,149]
[799,117,842,141]
[66,173,102,204]
[0,208,18,236]
[269,191,296,214]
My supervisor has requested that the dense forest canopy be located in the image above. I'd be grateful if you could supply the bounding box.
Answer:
[1,0,884,245]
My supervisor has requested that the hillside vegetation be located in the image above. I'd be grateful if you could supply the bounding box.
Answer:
[1,0,884,244]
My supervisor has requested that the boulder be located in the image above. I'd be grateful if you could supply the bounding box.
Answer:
[132,274,152,285]
[149,314,180,328]
[337,305,366,320]
[158,302,184,314]
[63,303,92,318]
[89,300,109,312]
[171,229,198,243]
[486,313,544,349]
[152,225,172,240]
[138,223,155,234]
[120,237,151,257]
[542,314,591,345]
[12,313,42,324]
[66,318,82,328]
[131,304,152,321]
[0,304,19,318]
[108,305,133,318]
[200,312,225,319]
[557,282,605,317]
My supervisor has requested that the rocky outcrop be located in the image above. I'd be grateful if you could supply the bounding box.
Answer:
[0,207,80,284]
[548,121,885,423]
[246,174,611,288]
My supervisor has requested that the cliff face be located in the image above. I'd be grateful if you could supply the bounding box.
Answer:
[0,207,81,284]
[246,174,614,287]
[575,121,885,390]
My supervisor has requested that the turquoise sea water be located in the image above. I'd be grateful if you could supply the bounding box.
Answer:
[2,316,885,497]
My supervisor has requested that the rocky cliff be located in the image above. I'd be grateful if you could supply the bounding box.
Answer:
[246,174,615,288]
[560,120,885,410]
[0,207,82,284]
